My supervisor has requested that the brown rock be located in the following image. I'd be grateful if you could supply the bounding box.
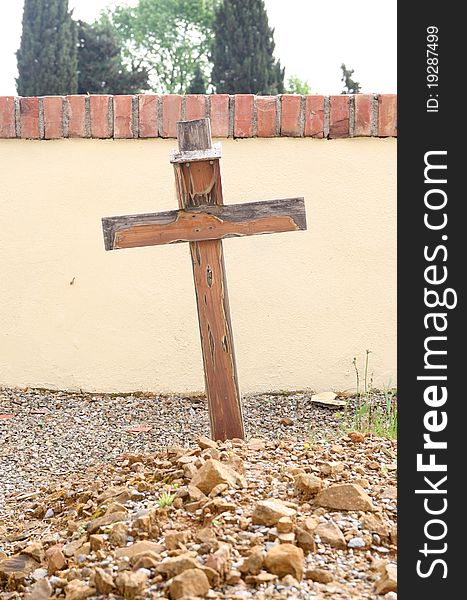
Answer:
[197,436,217,449]
[165,530,191,550]
[251,499,296,526]
[294,473,322,499]
[109,522,129,547]
[169,568,210,599]
[156,553,199,579]
[225,570,241,585]
[25,578,53,600]
[319,461,345,476]
[94,568,115,595]
[301,516,320,532]
[306,568,334,583]
[105,501,128,515]
[226,453,245,475]
[362,513,389,537]
[348,431,365,443]
[47,549,67,575]
[86,511,128,534]
[21,542,45,563]
[268,528,295,544]
[116,570,148,600]
[315,521,346,549]
[89,535,106,552]
[295,527,316,553]
[264,543,304,581]
[315,484,375,511]
[390,524,398,545]
[190,459,245,495]
[194,528,217,544]
[239,548,264,576]
[65,580,94,600]
[132,554,160,570]
[280,417,294,426]
[115,541,164,560]
[200,565,220,587]
[375,564,397,594]
[63,539,84,558]
[204,544,230,577]
[245,571,278,585]
[0,554,39,583]
[277,517,294,533]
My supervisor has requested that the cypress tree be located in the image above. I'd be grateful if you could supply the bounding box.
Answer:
[211,0,284,94]
[77,20,148,94]
[187,65,207,94]
[16,0,78,96]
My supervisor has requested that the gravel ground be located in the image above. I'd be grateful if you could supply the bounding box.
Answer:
[0,388,397,599]
[0,388,348,508]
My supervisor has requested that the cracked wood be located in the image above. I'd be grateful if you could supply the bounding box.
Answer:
[102,197,306,251]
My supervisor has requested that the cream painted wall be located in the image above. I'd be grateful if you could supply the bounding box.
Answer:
[0,137,396,393]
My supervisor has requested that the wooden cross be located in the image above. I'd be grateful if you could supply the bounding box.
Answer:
[102,118,306,441]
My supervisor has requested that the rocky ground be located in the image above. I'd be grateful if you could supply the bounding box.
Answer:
[0,388,397,599]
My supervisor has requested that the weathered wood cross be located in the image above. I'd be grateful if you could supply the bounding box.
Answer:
[102,118,306,441]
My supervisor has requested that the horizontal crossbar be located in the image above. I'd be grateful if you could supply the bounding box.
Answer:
[102,197,306,251]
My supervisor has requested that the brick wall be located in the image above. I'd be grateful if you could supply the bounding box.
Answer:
[0,94,397,140]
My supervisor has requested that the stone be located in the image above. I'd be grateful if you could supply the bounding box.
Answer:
[349,431,365,443]
[280,417,294,426]
[63,539,84,558]
[264,543,304,581]
[94,568,115,595]
[245,571,278,585]
[226,453,245,475]
[251,499,296,526]
[156,553,200,579]
[204,544,230,577]
[362,513,389,537]
[347,537,366,548]
[169,568,210,599]
[197,436,217,449]
[208,483,229,498]
[294,473,322,498]
[319,461,345,476]
[89,535,106,552]
[105,501,128,515]
[115,541,164,560]
[315,484,375,511]
[0,554,40,585]
[194,528,217,544]
[277,517,293,533]
[315,521,346,549]
[165,530,191,550]
[132,555,160,570]
[306,568,334,583]
[31,568,48,581]
[109,522,129,547]
[391,524,398,545]
[64,580,94,600]
[301,516,320,532]
[375,564,397,594]
[116,570,148,600]
[239,548,264,576]
[268,528,295,544]
[190,459,245,495]
[86,511,128,534]
[25,578,53,600]
[294,527,316,553]
[310,392,346,407]
[200,565,220,587]
[225,570,241,585]
[47,550,67,575]
[21,542,45,563]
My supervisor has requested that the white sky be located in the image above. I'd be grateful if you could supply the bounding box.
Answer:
[0,0,396,95]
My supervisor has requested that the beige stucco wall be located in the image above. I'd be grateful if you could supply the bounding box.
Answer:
[0,137,396,393]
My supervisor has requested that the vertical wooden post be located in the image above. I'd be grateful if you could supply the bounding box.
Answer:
[173,119,245,441]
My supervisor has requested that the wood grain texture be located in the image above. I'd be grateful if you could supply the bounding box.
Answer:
[176,120,244,441]
[102,197,306,251]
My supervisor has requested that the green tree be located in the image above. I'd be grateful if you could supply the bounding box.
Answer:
[104,0,219,93]
[187,64,207,94]
[341,63,361,94]
[211,0,284,94]
[16,0,78,96]
[286,75,311,95]
[77,20,148,94]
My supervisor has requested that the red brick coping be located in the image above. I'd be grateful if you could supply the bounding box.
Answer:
[0,94,396,140]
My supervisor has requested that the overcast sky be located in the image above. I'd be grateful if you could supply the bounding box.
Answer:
[0,0,396,95]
